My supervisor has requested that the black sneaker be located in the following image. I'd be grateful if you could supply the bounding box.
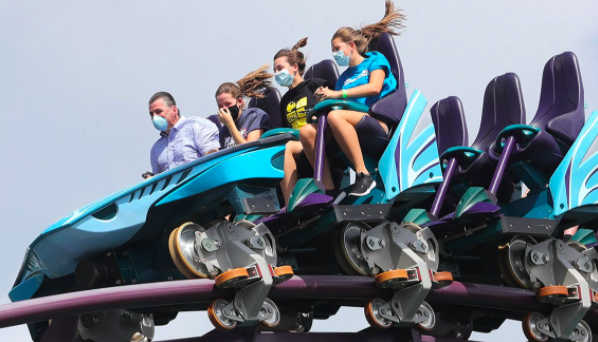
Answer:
[348,172,376,197]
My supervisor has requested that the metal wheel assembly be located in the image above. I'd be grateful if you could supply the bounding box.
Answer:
[259,298,281,329]
[273,266,294,285]
[168,222,209,279]
[522,312,549,342]
[498,235,537,289]
[334,222,371,276]
[215,268,250,289]
[364,298,393,330]
[207,299,237,332]
[375,269,409,288]
[414,302,436,332]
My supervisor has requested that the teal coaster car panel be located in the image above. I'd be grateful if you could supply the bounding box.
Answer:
[380,89,443,202]
[11,134,291,302]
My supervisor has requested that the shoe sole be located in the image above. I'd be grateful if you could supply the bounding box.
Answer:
[348,180,376,197]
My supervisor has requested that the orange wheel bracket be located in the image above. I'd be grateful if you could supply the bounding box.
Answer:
[215,268,249,288]
[537,285,569,300]
[375,269,409,287]
[207,299,237,332]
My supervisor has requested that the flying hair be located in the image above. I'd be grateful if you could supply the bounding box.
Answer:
[273,37,309,76]
[332,0,406,54]
[215,65,274,99]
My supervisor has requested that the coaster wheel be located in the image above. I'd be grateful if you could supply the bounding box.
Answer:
[536,285,569,302]
[259,299,281,329]
[375,269,409,288]
[207,299,237,332]
[364,298,392,330]
[575,320,593,342]
[414,302,436,332]
[169,222,209,279]
[273,266,294,285]
[215,268,250,289]
[498,235,536,289]
[522,312,549,342]
[434,271,454,288]
[567,240,588,253]
[333,222,371,276]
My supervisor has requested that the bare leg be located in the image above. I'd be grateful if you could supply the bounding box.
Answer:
[299,123,335,190]
[281,140,303,205]
[327,110,387,174]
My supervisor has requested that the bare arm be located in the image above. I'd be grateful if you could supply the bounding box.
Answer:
[315,69,386,100]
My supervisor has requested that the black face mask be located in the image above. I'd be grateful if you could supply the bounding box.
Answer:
[227,103,240,121]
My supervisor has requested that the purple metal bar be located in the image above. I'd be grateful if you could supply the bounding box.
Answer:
[430,158,457,218]
[489,135,515,195]
[1,276,596,329]
[158,330,484,342]
[40,316,78,342]
[314,116,328,192]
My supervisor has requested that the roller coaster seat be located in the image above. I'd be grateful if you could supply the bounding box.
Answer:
[304,59,340,90]
[439,73,526,201]
[206,114,222,130]
[431,96,469,157]
[489,52,585,191]
[249,88,283,129]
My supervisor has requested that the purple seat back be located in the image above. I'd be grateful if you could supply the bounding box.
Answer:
[530,52,584,147]
[207,114,222,130]
[430,96,469,156]
[368,32,408,128]
[304,59,340,88]
[248,88,282,129]
[471,73,526,152]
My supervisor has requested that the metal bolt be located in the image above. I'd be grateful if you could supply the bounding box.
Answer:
[424,311,429,317]
[267,307,273,313]
[380,239,386,248]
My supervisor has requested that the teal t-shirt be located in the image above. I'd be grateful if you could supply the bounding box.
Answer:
[335,51,397,107]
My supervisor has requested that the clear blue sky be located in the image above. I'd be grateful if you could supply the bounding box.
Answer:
[1,0,597,340]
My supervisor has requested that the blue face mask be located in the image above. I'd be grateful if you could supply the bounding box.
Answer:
[275,69,294,87]
[333,49,350,67]
[152,115,168,132]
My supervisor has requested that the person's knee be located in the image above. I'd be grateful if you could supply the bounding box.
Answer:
[299,125,316,145]
[327,110,344,127]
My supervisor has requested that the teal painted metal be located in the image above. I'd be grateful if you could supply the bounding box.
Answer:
[550,111,598,217]
[455,187,493,219]
[157,146,285,206]
[261,128,299,140]
[379,90,442,201]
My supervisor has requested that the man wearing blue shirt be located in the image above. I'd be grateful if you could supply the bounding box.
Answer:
[147,92,220,176]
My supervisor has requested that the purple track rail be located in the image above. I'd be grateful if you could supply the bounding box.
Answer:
[2,276,597,330]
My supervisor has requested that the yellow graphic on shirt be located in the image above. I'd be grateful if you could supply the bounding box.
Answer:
[286,97,309,129]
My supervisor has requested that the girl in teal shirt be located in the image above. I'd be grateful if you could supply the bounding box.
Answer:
[300,0,405,197]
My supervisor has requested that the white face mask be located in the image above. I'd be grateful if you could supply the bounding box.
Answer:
[275,69,294,87]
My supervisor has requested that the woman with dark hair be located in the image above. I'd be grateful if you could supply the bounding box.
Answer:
[300,0,405,197]
[216,65,273,149]
[273,37,332,204]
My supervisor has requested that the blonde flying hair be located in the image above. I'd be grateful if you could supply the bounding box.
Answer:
[332,0,406,54]
[273,37,309,76]
[215,65,274,100]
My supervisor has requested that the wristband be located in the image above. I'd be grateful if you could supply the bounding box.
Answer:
[342,90,348,99]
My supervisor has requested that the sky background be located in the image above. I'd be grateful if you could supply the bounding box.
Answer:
[1,0,598,340]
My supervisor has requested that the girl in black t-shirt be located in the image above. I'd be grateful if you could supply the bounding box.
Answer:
[273,37,331,205]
